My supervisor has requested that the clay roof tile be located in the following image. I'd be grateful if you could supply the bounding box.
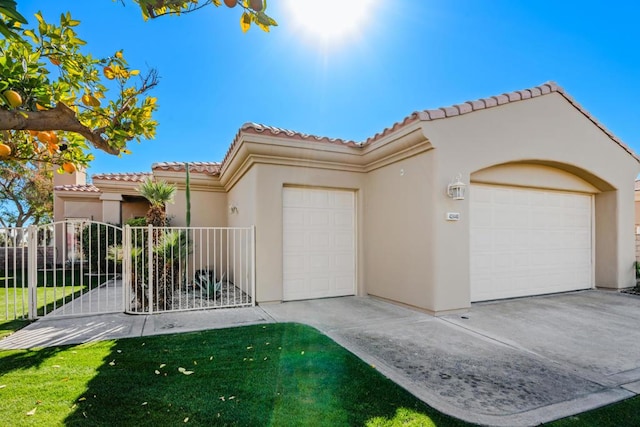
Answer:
[54,184,101,193]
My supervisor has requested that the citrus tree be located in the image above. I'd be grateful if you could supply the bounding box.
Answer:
[0,10,159,172]
[0,1,277,39]
[0,0,276,172]
[133,0,277,33]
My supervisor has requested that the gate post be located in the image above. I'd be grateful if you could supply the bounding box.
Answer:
[123,225,131,312]
[147,224,153,315]
[27,225,38,320]
[251,225,256,307]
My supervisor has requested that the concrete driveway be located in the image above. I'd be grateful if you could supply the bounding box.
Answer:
[3,290,640,425]
[262,290,640,426]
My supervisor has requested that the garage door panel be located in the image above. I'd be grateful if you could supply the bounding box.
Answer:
[333,191,353,207]
[283,188,356,301]
[309,253,330,271]
[308,232,330,250]
[283,208,305,226]
[283,254,305,271]
[334,211,354,226]
[471,185,592,302]
[308,211,330,227]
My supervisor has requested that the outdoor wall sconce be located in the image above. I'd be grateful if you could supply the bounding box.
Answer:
[447,174,466,200]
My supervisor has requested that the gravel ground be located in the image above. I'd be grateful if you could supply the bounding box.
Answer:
[170,281,252,310]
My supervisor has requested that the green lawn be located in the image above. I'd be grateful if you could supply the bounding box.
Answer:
[547,396,640,426]
[0,270,101,339]
[0,287,89,339]
[0,323,471,427]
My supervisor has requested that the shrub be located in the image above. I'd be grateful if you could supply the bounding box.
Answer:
[80,223,123,272]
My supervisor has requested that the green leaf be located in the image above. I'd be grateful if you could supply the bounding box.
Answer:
[240,12,251,33]
[23,29,39,43]
[0,0,28,24]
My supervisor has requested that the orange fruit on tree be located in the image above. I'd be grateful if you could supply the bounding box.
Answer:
[37,131,52,143]
[224,0,237,7]
[250,0,263,11]
[3,90,22,108]
[88,95,100,107]
[47,142,59,154]
[37,131,58,145]
[62,162,76,174]
[103,66,115,79]
[81,94,100,107]
[0,143,11,158]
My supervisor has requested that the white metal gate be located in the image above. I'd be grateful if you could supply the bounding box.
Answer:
[1,220,123,320]
[0,221,255,321]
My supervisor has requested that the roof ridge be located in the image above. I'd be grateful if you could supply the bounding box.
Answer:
[152,161,221,176]
[222,81,637,163]
[54,184,100,192]
[93,171,151,176]
[222,82,565,163]
[416,81,559,121]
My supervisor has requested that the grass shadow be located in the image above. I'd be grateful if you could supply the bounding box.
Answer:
[0,318,31,339]
[0,345,66,377]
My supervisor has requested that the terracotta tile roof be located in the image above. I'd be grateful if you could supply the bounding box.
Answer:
[54,184,101,193]
[415,81,638,161]
[152,162,221,176]
[92,172,151,182]
[221,123,363,166]
[222,81,638,164]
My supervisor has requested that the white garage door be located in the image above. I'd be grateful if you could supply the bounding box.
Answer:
[470,184,593,302]
[283,187,356,301]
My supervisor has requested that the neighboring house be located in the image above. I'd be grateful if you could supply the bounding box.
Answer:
[53,82,640,315]
[53,162,222,226]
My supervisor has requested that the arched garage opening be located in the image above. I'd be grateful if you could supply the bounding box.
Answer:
[469,161,616,302]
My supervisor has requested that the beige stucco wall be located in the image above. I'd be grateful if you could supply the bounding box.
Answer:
[63,200,102,221]
[227,167,257,229]
[167,189,227,227]
[53,170,86,187]
[363,152,436,311]
[473,163,601,193]
[420,93,640,313]
[122,200,149,223]
[225,168,258,293]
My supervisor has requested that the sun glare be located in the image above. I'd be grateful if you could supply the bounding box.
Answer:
[285,0,376,46]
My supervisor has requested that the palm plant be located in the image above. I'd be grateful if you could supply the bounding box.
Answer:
[134,178,177,310]
[137,178,176,226]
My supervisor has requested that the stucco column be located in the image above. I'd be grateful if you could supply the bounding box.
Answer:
[100,194,123,225]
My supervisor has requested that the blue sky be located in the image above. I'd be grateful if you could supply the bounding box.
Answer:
[15,0,640,176]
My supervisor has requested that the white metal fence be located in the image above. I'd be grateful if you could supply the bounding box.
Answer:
[124,226,255,314]
[0,221,255,321]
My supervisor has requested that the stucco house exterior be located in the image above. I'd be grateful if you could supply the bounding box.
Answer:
[54,82,640,315]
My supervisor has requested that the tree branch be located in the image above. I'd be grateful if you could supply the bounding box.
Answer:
[146,0,214,18]
[0,103,120,155]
